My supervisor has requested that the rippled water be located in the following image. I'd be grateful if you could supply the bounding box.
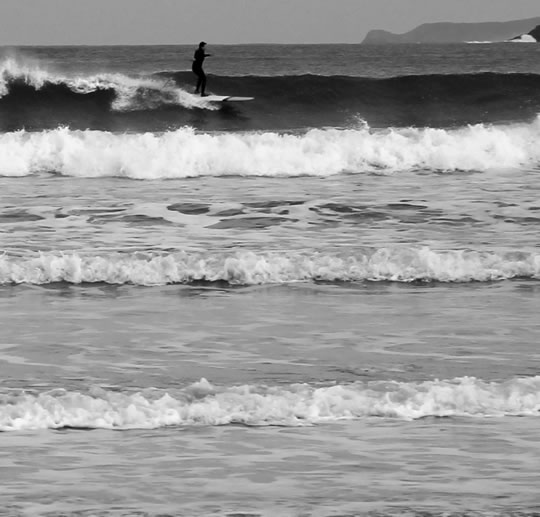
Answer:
[2,165,540,254]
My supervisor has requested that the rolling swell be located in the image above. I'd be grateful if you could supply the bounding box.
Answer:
[165,71,540,128]
[1,64,540,131]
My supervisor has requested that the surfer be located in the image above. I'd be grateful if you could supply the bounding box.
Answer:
[192,41,211,96]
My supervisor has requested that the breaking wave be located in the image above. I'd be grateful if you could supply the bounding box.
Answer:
[0,57,211,111]
[2,58,540,130]
[1,248,539,286]
[1,118,540,178]
[1,376,539,431]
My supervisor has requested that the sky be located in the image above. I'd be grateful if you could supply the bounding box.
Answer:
[0,0,539,45]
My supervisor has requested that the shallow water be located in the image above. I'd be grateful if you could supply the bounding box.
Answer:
[2,417,539,516]
[1,281,540,515]
[1,282,539,389]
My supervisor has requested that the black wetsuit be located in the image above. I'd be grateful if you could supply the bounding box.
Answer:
[192,48,207,95]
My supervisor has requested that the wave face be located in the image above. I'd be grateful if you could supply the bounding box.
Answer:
[2,58,540,131]
[165,70,540,128]
[1,117,540,178]
[1,248,539,286]
[1,376,539,431]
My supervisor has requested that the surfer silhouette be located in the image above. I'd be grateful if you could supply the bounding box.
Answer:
[192,41,211,96]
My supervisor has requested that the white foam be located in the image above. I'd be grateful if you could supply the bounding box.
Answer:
[0,57,211,111]
[1,376,538,431]
[1,116,540,178]
[1,248,539,286]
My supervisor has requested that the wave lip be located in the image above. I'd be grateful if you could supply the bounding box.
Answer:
[1,248,540,286]
[1,376,539,431]
[1,118,540,178]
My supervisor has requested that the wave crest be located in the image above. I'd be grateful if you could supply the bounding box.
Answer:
[1,376,539,431]
[1,248,539,286]
[1,119,540,178]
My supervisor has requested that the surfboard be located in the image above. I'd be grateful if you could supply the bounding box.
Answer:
[203,95,254,103]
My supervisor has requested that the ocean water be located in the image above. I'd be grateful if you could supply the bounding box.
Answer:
[0,43,540,517]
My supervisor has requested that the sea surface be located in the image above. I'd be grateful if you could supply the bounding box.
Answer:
[0,43,539,517]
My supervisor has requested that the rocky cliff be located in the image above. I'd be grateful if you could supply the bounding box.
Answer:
[362,17,540,44]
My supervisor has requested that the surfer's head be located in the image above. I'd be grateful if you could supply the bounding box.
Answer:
[199,41,207,48]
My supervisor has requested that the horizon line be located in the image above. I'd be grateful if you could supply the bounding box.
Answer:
[0,41,520,47]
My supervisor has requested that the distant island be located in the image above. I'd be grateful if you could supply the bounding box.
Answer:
[362,16,540,44]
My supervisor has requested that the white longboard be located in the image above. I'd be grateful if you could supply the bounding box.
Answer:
[204,95,254,102]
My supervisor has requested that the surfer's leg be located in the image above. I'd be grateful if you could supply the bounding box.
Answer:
[200,71,207,96]
[193,65,202,93]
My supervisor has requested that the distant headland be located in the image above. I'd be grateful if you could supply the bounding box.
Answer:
[362,16,540,44]
[510,24,540,42]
